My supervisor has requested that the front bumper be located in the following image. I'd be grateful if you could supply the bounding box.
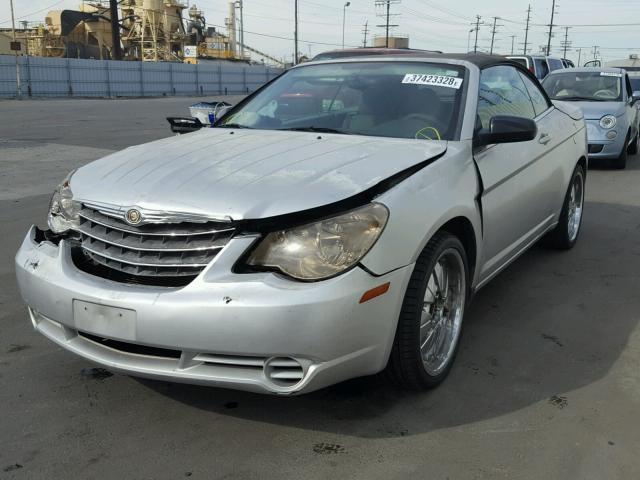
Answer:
[15,226,413,395]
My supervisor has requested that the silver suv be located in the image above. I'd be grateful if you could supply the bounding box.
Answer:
[507,55,567,80]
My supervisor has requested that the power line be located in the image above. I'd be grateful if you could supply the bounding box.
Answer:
[0,0,65,25]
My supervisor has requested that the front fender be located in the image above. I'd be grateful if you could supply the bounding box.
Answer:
[360,141,484,288]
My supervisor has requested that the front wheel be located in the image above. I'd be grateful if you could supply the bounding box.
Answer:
[544,163,585,249]
[386,232,468,389]
[613,133,629,169]
[628,129,639,155]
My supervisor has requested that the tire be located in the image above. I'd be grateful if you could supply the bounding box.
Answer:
[386,232,469,389]
[544,163,585,250]
[628,130,639,155]
[613,133,629,169]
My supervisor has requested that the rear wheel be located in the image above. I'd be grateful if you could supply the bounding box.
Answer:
[544,163,585,249]
[386,232,468,389]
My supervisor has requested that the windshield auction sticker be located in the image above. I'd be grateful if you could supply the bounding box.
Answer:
[402,73,463,89]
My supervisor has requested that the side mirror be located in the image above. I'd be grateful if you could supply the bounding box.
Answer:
[474,115,538,147]
[166,116,203,134]
[632,91,640,104]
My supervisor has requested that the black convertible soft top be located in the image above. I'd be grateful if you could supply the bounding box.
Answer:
[395,52,524,69]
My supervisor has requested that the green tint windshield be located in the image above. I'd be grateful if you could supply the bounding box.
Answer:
[217,62,467,141]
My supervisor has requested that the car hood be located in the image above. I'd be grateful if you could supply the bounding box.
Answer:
[71,128,447,221]
[560,101,626,120]
[551,100,584,120]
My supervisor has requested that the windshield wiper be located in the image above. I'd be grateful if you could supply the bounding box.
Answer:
[554,96,608,102]
[278,126,352,135]
[216,123,253,129]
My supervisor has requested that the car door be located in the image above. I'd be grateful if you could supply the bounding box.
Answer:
[474,65,563,284]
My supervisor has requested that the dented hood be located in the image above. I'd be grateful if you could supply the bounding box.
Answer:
[71,128,447,221]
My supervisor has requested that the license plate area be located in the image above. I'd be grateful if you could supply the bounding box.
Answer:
[73,300,136,341]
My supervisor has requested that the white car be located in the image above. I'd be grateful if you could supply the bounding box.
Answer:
[15,54,587,395]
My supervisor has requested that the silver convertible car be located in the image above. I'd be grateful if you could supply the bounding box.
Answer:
[15,54,587,395]
[542,67,640,169]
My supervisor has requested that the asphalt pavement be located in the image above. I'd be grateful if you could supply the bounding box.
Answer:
[1,97,639,479]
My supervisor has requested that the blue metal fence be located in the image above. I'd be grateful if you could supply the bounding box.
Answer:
[0,55,282,98]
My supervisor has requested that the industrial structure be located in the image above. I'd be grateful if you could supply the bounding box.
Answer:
[2,1,284,66]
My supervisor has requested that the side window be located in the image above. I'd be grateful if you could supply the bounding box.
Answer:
[534,58,549,79]
[519,72,551,116]
[477,66,536,130]
[548,58,564,71]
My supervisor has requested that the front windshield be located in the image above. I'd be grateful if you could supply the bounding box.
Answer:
[217,61,467,141]
[542,71,623,101]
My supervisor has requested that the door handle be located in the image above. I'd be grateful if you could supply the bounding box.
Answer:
[539,132,552,145]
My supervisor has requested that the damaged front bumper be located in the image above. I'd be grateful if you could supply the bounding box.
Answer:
[15,226,412,395]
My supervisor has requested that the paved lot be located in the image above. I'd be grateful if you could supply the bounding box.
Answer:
[1,97,639,479]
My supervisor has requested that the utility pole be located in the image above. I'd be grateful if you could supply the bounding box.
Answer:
[592,45,600,60]
[560,26,571,58]
[342,2,350,50]
[473,15,482,54]
[109,0,122,60]
[489,16,501,54]
[362,20,370,47]
[375,0,400,48]
[546,0,557,56]
[523,4,531,54]
[576,47,582,66]
[294,0,298,64]
[9,0,21,97]
[238,0,244,58]
[510,35,517,55]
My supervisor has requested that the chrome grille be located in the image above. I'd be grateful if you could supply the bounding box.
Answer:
[76,205,235,281]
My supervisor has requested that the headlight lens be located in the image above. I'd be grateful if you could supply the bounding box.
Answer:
[599,115,617,129]
[246,203,389,280]
[48,171,80,234]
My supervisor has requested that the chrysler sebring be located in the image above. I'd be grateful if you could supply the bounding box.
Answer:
[15,54,587,395]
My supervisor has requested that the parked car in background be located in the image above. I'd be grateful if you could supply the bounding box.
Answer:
[542,67,640,168]
[16,54,587,395]
[506,55,566,80]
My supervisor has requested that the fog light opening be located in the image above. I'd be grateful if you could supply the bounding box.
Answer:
[264,357,304,387]
[606,130,618,140]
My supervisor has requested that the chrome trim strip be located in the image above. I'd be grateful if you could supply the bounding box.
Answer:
[78,211,235,237]
[82,245,211,268]
[81,200,234,224]
[77,226,225,253]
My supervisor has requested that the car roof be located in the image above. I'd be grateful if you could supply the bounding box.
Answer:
[545,66,626,75]
[311,48,441,60]
[308,52,521,69]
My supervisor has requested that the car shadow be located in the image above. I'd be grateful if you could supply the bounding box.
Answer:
[138,200,640,438]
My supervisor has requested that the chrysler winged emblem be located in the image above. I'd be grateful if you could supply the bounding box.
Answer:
[125,208,142,225]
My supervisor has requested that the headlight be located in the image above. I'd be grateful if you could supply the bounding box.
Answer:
[48,171,80,234]
[246,203,389,281]
[599,115,617,129]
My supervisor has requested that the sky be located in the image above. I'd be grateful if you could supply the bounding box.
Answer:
[2,0,640,64]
